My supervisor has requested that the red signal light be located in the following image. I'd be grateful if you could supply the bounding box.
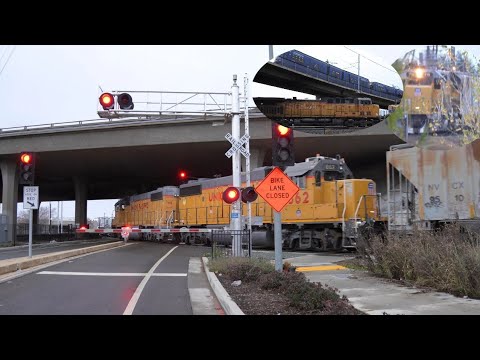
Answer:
[222,186,240,204]
[179,171,187,179]
[20,153,31,164]
[99,93,115,110]
[19,152,35,185]
[276,124,291,136]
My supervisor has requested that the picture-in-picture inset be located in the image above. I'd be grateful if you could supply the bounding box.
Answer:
[388,45,480,149]
[253,47,404,135]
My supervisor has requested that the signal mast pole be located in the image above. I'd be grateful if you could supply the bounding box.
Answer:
[244,74,252,255]
[231,75,242,256]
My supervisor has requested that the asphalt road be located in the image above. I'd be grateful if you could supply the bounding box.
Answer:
[0,239,117,261]
[0,242,207,315]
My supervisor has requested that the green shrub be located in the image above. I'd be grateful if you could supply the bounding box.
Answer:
[209,256,361,314]
[259,271,284,290]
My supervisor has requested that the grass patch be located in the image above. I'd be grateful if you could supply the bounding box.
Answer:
[357,223,480,299]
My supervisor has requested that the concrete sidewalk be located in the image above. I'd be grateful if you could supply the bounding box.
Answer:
[187,258,225,315]
[284,254,480,315]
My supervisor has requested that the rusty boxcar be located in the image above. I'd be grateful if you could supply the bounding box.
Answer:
[386,139,480,232]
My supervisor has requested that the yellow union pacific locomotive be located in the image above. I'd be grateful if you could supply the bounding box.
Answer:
[254,97,381,128]
[112,154,382,251]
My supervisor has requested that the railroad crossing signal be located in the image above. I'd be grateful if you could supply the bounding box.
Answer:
[272,123,295,168]
[99,92,134,111]
[19,152,35,185]
[121,226,132,242]
[222,187,240,204]
[225,133,250,158]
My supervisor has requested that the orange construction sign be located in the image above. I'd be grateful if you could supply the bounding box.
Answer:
[255,167,300,212]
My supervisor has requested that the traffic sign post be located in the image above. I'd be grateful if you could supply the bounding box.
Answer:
[255,168,300,271]
[23,186,39,258]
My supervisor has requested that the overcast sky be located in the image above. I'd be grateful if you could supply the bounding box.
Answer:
[1,45,479,221]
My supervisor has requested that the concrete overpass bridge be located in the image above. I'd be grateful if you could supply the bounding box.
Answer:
[254,62,400,108]
[0,110,403,242]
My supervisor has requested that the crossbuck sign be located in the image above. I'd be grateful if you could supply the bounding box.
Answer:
[225,133,250,158]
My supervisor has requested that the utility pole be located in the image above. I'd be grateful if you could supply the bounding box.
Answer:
[358,54,361,93]
[57,201,60,234]
[60,201,63,234]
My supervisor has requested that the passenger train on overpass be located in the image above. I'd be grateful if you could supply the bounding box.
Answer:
[274,50,403,102]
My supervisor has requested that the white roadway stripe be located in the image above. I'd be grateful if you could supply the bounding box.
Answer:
[37,271,186,277]
[123,245,179,316]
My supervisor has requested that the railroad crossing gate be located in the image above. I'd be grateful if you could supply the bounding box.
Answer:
[255,167,299,212]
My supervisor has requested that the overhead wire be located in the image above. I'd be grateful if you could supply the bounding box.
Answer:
[344,46,398,74]
[0,45,16,78]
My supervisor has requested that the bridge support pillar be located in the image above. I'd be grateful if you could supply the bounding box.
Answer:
[73,176,88,227]
[242,146,267,172]
[1,159,18,244]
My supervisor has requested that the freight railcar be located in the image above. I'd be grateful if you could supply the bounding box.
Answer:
[112,154,383,251]
[387,139,480,233]
[254,97,381,128]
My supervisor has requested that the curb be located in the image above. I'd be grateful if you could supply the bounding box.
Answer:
[0,241,125,276]
[0,239,116,253]
[201,257,244,315]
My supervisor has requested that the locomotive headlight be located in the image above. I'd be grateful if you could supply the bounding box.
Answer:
[415,68,425,79]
